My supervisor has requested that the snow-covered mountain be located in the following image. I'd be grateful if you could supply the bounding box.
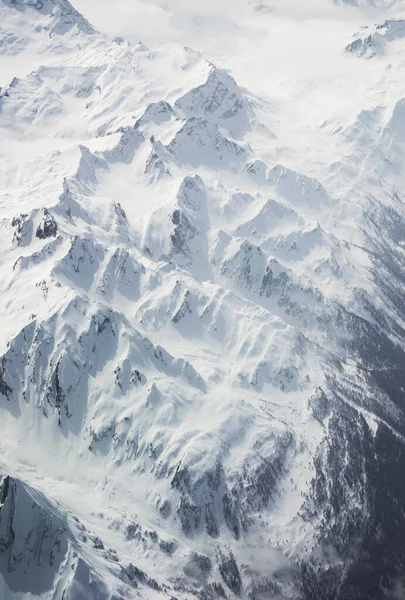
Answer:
[2,0,405,598]
[346,18,405,56]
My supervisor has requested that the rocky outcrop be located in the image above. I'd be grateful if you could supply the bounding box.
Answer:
[346,20,405,58]
[36,209,57,239]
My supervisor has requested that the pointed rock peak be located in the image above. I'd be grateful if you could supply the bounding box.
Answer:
[244,159,268,183]
[175,66,250,135]
[55,178,94,225]
[180,45,205,64]
[137,101,174,127]
[239,238,266,257]
[112,36,127,46]
[114,202,127,223]
[217,236,267,291]
[166,117,247,170]
[135,41,149,52]
[103,127,144,165]
[176,175,206,212]
[53,235,104,290]
[235,197,303,239]
[267,164,330,207]
[145,150,171,184]
[3,0,97,36]
[145,383,161,407]
[97,248,144,301]
[74,144,108,191]
[36,208,58,240]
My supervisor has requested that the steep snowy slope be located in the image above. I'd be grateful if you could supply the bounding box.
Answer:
[2,0,405,599]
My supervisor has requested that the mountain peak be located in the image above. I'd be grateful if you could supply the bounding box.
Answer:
[2,0,96,35]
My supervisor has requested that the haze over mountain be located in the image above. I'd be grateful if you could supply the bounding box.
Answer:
[2,0,405,598]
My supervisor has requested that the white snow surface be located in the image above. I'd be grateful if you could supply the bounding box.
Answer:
[1,0,405,598]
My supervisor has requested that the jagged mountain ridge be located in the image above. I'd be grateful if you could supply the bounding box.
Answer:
[2,0,405,598]
[346,18,405,56]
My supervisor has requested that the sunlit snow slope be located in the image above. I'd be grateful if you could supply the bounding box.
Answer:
[2,0,405,598]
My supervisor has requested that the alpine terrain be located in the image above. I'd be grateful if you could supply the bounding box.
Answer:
[1,0,405,598]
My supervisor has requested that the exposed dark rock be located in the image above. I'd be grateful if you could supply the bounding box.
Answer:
[198,582,227,599]
[308,387,330,423]
[120,563,161,591]
[170,210,196,258]
[92,536,104,550]
[172,462,240,538]
[0,475,10,505]
[0,476,69,591]
[36,210,57,239]
[0,362,12,401]
[125,523,141,541]
[247,576,283,600]
[158,499,172,519]
[159,539,177,555]
[217,549,241,596]
[11,213,32,246]
[173,291,192,323]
